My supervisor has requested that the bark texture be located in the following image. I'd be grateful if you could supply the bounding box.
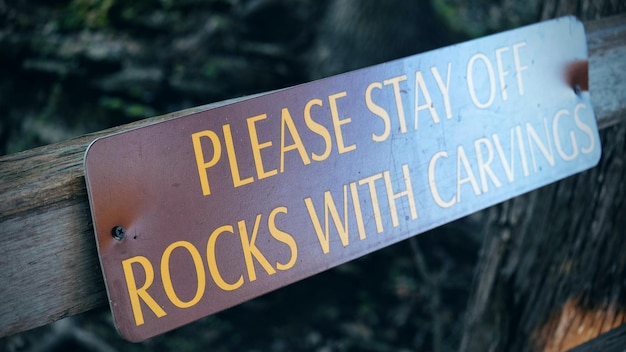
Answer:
[460,122,626,351]
[460,1,626,350]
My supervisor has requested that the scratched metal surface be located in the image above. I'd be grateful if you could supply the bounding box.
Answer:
[84,16,600,342]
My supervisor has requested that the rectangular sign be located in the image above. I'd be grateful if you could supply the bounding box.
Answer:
[84,16,600,342]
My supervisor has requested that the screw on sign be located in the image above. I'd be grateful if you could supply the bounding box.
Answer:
[112,226,126,241]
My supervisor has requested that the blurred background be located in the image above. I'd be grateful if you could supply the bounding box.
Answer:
[0,0,543,155]
[0,0,567,351]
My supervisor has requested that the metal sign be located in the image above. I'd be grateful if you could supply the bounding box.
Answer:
[84,16,600,342]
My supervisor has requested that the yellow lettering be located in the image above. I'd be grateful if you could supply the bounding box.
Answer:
[248,114,278,180]
[304,185,350,254]
[516,126,531,177]
[304,98,332,161]
[280,108,311,173]
[513,42,528,96]
[574,103,595,154]
[122,256,167,326]
[552,109,579,161]
[492,126,530,183]
[207,225,244,291]
[526,119,555,172]
[431,63,453,119]
[192,130,221,196]
[383,75,408,133]
[495,46,510,101]
[349,182,367,240]
[328,91,356,154]
[492,130,515,183]
[223,124,254,188]
[428,151,455,208]
[383,164,418,227]
[365,82,391,142]
[161,241,206,308]
[414,71,440,129]
[239,215,276,281]
[268,206,298,271]
[358,173,384,233]
[474,138,502,192]
[457,145,481,202]
[467,53,496,109]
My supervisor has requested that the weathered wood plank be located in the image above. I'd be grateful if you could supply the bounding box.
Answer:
[1,15,625,338]
[458,12,626,352]
[586,13,626,129]
[0,95,268,337]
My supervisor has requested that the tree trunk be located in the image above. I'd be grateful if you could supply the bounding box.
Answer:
[459,2,626,351]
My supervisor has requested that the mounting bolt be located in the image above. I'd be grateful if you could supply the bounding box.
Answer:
[112,226,126,241]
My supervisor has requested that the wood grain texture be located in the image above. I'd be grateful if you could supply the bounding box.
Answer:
[458,119,626,351]
[586,14,626,129]
[458,13,626,352]
[0,94,266,337]
[0,15,625,338]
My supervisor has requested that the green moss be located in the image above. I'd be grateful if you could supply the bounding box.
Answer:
[62,0,116,30]
[202,61,219,79]
[99,96,156,119]
[432,0,484,38]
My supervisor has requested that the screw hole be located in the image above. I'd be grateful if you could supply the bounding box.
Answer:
[574,84,581,95]
[112,226,126,241]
